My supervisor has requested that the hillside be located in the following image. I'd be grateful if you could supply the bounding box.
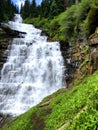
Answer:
[1,71,98,130]
[0,0,98,130]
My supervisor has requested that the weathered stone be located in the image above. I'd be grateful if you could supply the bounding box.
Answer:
[0,113,12,128]
[89,34,98,45]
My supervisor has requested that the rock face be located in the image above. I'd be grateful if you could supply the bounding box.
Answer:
[0,24,23,73]
[1,23,26,38]
[60,28,98,86]
[60,41,74,85]
[89,34,98,45]
[89,33,98,72]
[0,22,27,75]
[0,31,11,73]
[67,33,98,84]
[0,113,12,128]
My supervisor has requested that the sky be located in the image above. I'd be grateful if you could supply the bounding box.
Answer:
[12,0,42,11]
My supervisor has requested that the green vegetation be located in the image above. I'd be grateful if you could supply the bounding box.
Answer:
[87,1,98,35]
[0,0,18,22]
[23,0,98,43]
[21,0,65,19]
[1,71,98,130]
[0,0,98,130]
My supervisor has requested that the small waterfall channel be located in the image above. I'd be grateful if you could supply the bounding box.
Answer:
[0,14,65,116]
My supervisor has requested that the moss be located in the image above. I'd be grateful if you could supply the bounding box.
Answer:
[87,6,98,35]
[80,59,89,68]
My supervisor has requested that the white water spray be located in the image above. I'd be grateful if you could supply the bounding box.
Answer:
[0,14,65,116]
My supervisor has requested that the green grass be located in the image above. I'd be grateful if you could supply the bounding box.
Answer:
[1,71,98,130]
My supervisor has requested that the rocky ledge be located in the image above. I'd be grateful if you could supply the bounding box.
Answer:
[0,23,26,38]
[0,113,13,128]
[0,22,27,74]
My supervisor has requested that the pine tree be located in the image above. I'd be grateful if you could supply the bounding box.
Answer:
[20,0,66,20]
[55,0,65,13]
[0,0,18,22]
[0,0,5,21]
[49,0,58,19]
[21,0,30,19]
[48,0,65,19]
[43,0,50,18]
[5,0,13,19]
[30,0,37,17]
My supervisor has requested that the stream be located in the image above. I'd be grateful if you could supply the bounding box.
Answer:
[0,14,65,116]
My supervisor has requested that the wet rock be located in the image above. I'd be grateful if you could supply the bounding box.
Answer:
[0,113,12,128]
[0,30,12,75]
[1,23,26,38]
[41,29,49,37]
[60,41,74,85]
[89,33,98,46]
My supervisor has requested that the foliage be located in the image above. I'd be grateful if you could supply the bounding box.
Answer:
[60,0,94,42]
[1,107,37,130]
[21,0,65,20]
[1,0,98,130]
[21,0,81,19]
[49,0,64,19]
[23,0,97,42]
[21,0,31,19]
[0,0,18,22]
[61,5,77,41]
[40,0,51,18]
[24,17,49,29]
[30,0,38,17]
[1,71,98,130]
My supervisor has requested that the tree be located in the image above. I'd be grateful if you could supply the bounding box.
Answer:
[0,0,18,22]
[21,0,30,19]
[40,0,50,18]
[48,0,65,19]
[64,0,68,9]
[87,7,98,35]
[68,0,81,7]
[20,0,65,20]
[30,0,37,17]
[49,0,59,19]
[0,0,5,21]
[55,0,65,13]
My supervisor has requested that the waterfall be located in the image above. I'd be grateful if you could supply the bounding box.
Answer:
[0,14,65,116]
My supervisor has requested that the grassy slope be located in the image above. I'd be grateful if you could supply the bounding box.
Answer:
[1,71,98,130]
[23,0,94,42]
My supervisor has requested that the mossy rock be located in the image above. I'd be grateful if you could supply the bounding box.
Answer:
[87,6,98,35]
[1,23,26,37]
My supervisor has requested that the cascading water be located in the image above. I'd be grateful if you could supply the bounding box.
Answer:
[0,14,65,116]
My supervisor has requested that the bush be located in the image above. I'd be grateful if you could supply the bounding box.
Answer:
[24,0,98,43]
[60,0,93,42]
[61,5,77,41]
[24,16,41,27]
